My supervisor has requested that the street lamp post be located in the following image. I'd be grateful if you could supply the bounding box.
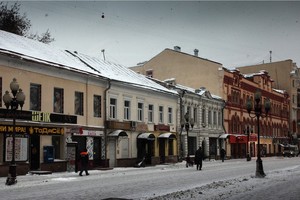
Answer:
[183,112,194,156]
[3,78,25,185]
[246,90,270,178]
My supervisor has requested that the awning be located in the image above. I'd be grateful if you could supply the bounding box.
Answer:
[158,133,176,139]
[108,130,128,137]
[219,134,229,139]
[137,133,155,140]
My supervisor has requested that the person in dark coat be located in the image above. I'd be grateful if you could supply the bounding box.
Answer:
[220,148,226,162]
[79,148,89,176]
[195,146,203,170]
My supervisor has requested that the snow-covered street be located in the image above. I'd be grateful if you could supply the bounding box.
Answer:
[0,157,299,200]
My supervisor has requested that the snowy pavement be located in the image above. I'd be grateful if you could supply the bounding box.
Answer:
[0,157,300,200]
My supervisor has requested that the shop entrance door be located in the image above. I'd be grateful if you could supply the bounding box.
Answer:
[159,139,166,163]
[30,135,40,170]
[93,137,101,166]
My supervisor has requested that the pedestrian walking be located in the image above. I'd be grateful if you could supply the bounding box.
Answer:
[79,148,89,176]
[220,148,226,162]
[195,146,203,170]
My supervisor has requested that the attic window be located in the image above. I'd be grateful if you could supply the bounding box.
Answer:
[146,70,153,78]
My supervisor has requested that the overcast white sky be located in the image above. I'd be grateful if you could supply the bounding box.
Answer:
[9,1,300,68]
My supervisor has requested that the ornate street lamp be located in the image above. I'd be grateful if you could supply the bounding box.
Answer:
[246,90,270,178]
[183,112,194,156]
[3,78,25,185]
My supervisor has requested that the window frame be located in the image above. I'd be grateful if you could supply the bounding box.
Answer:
[168,107,173,124]
[138,102,144,122]
[148,104,154,123]
[159,106,164,124]
[75,91,84,116]
[53,88,64,113]
[93,95,102,118]
[30,83,42,111]
[124,100,131,120]
[110,98,117,119]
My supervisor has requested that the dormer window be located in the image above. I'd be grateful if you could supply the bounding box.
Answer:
[146,69,153,78]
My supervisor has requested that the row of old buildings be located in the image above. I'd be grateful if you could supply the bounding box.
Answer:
[0,31,298,176]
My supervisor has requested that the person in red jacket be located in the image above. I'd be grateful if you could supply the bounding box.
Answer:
[79,148,89,176]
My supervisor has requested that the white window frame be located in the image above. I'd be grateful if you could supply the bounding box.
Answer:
[110,98,117,119]
[124,100,131,120]
[138,102,144,122]
[159,106,164,124]
[148,104,154,123]
[168,107,173,124]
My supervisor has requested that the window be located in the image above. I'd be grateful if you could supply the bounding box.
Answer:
[231,89,241,105]
[213,111,217,125]
[124,100,130,120]
[110,98,117,119]
[148,104,154,123]
[168,107,173,124]
[146,70,153,78]
[202,107,206,125]
[75,91,84,115]
[52,136,61,159]
[93,95,101,118]
[159,106,164,123]
[193,107,197,124]
[53,88,64,113]
[218,111,222,127]
[208,110,212,125]
[186,106,191,118]
[30,83,41,111]
[138,102,144,121]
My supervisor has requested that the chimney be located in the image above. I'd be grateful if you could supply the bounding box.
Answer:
[174,46,181,51]
[194,49,199,56]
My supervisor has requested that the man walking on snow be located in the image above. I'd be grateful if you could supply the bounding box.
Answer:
[195,146,203,170]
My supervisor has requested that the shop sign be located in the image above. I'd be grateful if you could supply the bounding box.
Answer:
[249,133,258,142]
[229,135,248,143]
[0,125,64,135]
[136,123,148,132]
[154,124,170,131]
[28,127,64,135]
[106,121,131,130]
[0,108,77,124]
[73,129,104,136]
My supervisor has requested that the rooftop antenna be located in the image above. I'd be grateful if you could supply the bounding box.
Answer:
[269,50,272,63]
[101,49,106,61]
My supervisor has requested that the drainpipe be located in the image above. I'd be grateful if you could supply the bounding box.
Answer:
[104,79,111,166]
[178,90,186,161]
[86,75,89,126]
[221,100,227,154]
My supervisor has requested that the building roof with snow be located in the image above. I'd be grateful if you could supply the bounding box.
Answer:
[0,30,176,95]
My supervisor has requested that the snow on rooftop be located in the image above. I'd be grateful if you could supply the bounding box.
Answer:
[0,30,97,75]
[70,51,177,94]
[273,88,285,94]
[0,30,175,94]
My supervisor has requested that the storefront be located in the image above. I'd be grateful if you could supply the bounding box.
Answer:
[229,134,248,159]
[106,120,131,167]
[0,108,77,177]
[70,127,106,169]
